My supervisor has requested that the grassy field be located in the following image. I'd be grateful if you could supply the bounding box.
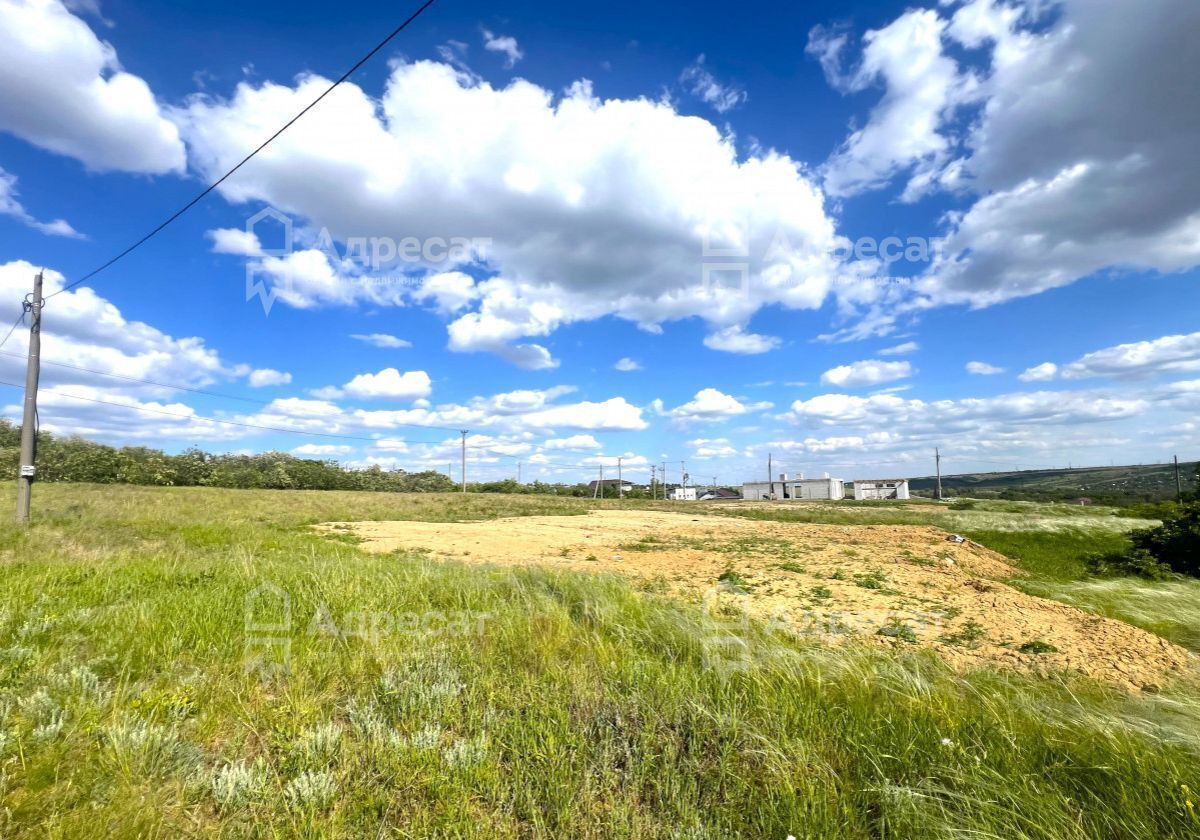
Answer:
[0,485,1198,838]
[907,461,1197,503]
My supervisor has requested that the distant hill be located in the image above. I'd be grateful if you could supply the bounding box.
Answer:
[908,462,1197,504]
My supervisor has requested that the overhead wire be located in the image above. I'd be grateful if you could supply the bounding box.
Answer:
[0,309,26,352]
[46,0,440,300]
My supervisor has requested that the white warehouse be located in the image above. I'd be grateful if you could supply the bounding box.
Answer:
[742,474,845,501]
[853,479,911,501]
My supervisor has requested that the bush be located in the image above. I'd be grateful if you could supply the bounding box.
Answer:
[1084,548,1175,581]
[1128,500,1200,577]
[1118,500,1179,520]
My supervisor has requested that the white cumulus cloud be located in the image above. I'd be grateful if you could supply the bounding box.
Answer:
[966,361,1005,375]
[248,368,292,387]
[1018,362,1058,382]
[821,359,914,389]
[0,0,185,173]
[342,368,432,400]
[177,59,844,365]
[350,333,412,349]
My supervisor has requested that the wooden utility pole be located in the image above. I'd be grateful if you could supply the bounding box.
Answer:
[935,448,943,501]
[768,452,774,500]
[460,430,468,493]
[650,464,656,499]
[1175,455,1182,499]
[16,271,43,525]
[517,462,522,484]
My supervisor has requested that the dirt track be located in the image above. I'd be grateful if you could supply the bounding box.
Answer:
[317,510,1193,690]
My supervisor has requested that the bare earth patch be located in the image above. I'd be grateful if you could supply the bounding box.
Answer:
[317,510,1193,691]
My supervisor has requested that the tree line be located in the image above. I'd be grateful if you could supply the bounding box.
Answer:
[0,420,595,495]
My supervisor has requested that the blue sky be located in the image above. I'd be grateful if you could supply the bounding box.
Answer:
[1,0,1198,485]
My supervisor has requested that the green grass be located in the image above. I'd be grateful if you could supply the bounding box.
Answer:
[957,527,1132,579]
[1022,577,1200,653]
[0,485,1197,837]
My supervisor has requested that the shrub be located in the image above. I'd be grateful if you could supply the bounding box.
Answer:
[877,620,918,643]
[1128,500,1200,577]
[1084,548,1175,580]
[1018,641,1058,655]
[284,769,337,811]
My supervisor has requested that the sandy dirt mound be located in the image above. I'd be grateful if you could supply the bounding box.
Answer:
[317,510,1193,690]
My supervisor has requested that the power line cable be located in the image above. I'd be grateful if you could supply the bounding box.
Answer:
[0,306,28,352]
[46,0,440,300]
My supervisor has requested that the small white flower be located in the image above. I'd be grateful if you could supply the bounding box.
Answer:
[940,737,954,747]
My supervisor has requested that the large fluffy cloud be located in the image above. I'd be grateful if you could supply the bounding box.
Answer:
[814,0,1200,319]
[811,8,974,199]
[177,61,845,364]
[0,0,185,173]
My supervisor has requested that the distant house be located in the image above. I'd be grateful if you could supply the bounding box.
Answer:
[743,474,845,501]
[588,479,634,495]
[698,487,741,501]
[668,486,698,501]
[853,479,911,501]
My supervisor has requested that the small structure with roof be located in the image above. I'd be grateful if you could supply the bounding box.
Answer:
[852,479,911,501]
[743,473,845,501]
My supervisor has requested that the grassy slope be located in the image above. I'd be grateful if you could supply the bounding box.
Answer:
[0,485,1197,838]
[907,462,1197,502]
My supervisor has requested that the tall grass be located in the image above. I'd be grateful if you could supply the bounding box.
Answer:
[0,485,1196,837]
[1023,577,1200,653]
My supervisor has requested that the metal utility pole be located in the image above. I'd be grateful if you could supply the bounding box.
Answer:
[650,464,656,499]
[768,452,774,500]
[460,430,468,493]
[935,447,943,501]
[617,457,623,499]
[517,462,522,484]
[16,271,43,525]
[1175,455,1182,499]
[660,461,666,499]
[681,461,686,489]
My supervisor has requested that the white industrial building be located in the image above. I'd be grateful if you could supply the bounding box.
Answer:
[852,479,911,500]
[668,486,698,501]
[742,474,845,501]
